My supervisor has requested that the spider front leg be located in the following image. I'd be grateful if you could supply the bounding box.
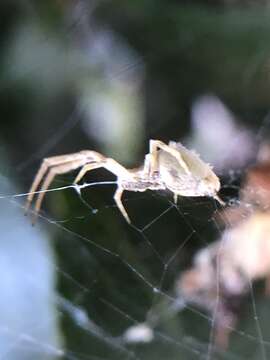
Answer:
[25,151,108,216]
[25,154,85,214]
[27,150,139,224]
[31,159,87,223]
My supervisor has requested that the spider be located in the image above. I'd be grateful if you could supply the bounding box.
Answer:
[25,140,224,223]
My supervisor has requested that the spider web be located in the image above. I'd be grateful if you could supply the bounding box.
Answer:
[1,136,270,360]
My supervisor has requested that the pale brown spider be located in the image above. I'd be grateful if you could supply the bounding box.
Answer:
[25,140,223,223]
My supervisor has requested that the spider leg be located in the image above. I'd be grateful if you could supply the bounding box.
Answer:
[214,194,226,206]
[74,159,132,222]
[28,150,134,223]
[25,153,88,213]
[114,187,130,223]
[149,139,191,175]
[142,154,152,176]
[74,163,106,184]
[32,159,87,224]
[74,158,131,185]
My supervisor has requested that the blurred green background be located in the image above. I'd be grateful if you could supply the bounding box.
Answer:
[1,1,270,359]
